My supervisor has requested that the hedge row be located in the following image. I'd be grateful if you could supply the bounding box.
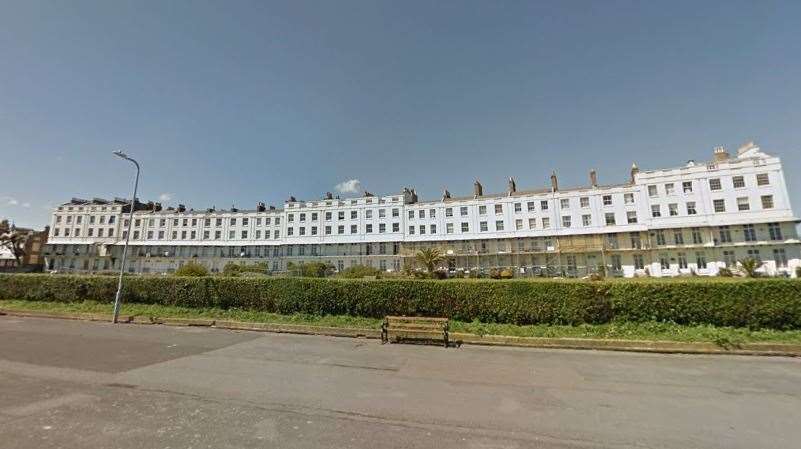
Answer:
[1,274,799,329]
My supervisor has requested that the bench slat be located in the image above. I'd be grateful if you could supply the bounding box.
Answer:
[386,316,448,323]
[390,324,445,331]
[388,329,445,336]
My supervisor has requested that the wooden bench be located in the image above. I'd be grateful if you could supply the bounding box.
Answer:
[382,316,449,347]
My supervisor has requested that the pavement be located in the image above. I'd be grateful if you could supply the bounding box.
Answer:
[1,316,800,449]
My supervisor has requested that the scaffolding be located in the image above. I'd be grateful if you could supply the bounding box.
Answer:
[399,233,653,278]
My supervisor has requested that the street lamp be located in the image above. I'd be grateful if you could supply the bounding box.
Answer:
[112,150,140,323]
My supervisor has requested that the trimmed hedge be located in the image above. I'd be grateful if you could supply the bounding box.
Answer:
[1,274,799,329]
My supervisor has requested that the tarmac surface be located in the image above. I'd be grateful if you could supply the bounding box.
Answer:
[1,315,800,448]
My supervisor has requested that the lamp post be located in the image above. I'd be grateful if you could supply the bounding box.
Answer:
[112,150,140,324]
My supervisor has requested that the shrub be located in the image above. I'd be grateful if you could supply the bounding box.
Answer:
[607,279,801,329]
[0,275,800,329]
[588,272,604,282]
[221,262,268,276]
[717,267,734,277]
[595,264,607,278]
[286,261,332,278]
[432,270,448,280]
[174,263,209,277]
[335,265,382,279]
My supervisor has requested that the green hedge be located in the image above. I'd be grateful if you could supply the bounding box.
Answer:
[1,274,799,329]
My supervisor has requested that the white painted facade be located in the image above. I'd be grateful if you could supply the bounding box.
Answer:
[44,143,800,277]
[0,245,16,268]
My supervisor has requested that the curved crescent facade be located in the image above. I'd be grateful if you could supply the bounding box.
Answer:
[44,143,800,277]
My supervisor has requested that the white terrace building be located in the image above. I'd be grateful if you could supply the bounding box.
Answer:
[44,142,800,277]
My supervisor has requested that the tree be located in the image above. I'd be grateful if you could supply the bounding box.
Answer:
[175,262,209,276]
[415,248,445,274]
[737,258,764,278]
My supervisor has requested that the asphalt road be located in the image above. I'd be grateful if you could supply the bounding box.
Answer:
[1,316,799,449]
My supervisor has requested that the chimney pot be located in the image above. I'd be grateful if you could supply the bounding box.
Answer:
[550,172,558,192]
[713,145,730,162]
[589,169,598,188]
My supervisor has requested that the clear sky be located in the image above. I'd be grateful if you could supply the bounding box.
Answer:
[1,0,800,228]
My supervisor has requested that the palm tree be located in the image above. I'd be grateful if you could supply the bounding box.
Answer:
[737,258,764,278]
[415,248,445,273]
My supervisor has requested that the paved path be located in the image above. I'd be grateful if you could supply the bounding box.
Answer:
[1,316,800,448]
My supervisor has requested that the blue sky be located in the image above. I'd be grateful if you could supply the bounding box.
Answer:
[1,0,800,228]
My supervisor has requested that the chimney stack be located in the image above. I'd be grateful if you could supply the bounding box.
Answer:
[177,204,186,213]
[550,172,558,192]
[736,141,757,156]
[473,180,483,198]
[442,189,451,200]
[288,196,296,203]
[325,192,333,200]
[589,169,598,188]
[630,163,639,183]
[507,177,516,196]
[713,145,730,162]
[257,202,266,212]
[402,187,418,204]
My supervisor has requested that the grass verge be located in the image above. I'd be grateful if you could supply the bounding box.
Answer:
[2,299,801,346]
[0,299,382,329]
